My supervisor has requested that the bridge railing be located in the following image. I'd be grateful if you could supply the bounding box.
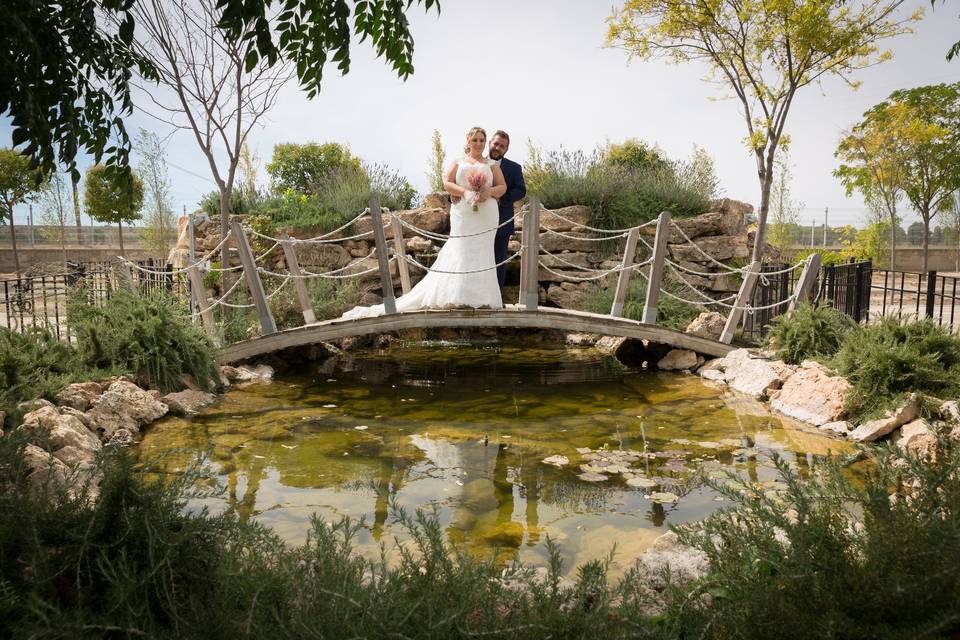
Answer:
[111,197,817,347]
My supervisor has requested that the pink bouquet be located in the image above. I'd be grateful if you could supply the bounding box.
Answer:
[466,170,486,211]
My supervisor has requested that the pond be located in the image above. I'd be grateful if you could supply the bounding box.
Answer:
[138,342,850,576]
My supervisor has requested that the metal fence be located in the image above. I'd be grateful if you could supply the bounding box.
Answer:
[819,260,872,323]
[0,259,190,341]
[741,262,798,342]
[869,269,960,331]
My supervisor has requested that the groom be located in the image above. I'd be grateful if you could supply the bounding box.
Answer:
[487,130,526,288]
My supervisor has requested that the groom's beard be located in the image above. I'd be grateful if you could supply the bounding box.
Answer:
[489,150,503,160]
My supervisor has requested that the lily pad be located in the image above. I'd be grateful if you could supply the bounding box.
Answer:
[578,472,609,482]
[542,455,569,467]
[626,477,657,488]
[650,492,679,504]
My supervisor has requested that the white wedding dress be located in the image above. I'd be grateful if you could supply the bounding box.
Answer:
[340,158,503,319]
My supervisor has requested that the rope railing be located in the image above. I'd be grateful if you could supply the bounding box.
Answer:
[403,250,522,275]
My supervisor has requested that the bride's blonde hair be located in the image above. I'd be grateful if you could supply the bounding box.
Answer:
[463,127,487,154]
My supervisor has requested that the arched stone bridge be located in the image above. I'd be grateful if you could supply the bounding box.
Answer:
[219,306,737,364]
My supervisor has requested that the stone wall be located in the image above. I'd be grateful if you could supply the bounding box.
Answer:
[187,196,756,310]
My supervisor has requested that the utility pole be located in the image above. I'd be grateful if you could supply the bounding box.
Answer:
[810,219,816,247]
[823,207,828,247]
[28,204,35,246]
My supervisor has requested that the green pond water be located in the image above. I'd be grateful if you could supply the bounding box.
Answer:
[138,343,851,576]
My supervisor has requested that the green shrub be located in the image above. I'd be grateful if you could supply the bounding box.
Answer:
[527,144,716,231]
[832,316,960,419]
[268,277,364,330]
[68,290,220,392]
[581,278,700,330]
[764,303,857,365]
[667,441,960,639]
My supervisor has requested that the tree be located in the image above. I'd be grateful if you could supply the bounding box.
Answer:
[835,101,912,272]
[767,149,803,261]
[84,164,144,257]
[945,190,960,271]
[4,0,439,178]
[38,171,71,265]
[267,142,364,195]
[0,149,42,276]
[886,84,960,272]
[237,143,263,208]
[907,221,925,246]
[134,130,177,260]
[425,130,446,193]
[607,0,918,263]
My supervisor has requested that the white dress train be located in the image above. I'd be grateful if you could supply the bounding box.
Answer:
[340,159,503,319]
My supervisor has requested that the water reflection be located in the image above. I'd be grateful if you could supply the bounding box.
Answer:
[139,344,850,575]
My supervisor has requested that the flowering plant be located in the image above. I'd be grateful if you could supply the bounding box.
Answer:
[466,170,486,212]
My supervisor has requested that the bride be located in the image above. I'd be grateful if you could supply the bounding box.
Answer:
[340,127,507,319]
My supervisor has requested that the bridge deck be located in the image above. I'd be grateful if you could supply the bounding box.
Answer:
[219,306,735,364]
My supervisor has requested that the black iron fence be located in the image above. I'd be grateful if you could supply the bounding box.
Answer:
[741,262,798,342]
[869,269,960,331]
[0,259,190,341]
[818,260,872,323]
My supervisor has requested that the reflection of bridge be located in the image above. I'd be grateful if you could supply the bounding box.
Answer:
[119,197,819,362]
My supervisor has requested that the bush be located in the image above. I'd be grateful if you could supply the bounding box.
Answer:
[764,303,856,365]
[667,440,960,639]
[832,316,960,420]
[268,277,364,330]
[581,278,700,330]
[68,290,220,392]
[527,144,716,231]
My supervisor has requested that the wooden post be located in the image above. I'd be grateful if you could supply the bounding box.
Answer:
[391,216,412,295]
[115,258,136,292]
[788,253,822,314]
[720,259,761,344]
[641,211,671,324]
[280,234,317,325]
[518,208,529,306]
[368,198,397,314]
[230,219,277,335]
[520,197,540,310]
[611,227,641,317]
[186,264,217,334]
[187,212,196,263]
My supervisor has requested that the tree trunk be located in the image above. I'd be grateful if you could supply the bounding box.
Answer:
[72,176,82,245]
[8,204,21,277]
[889,209,897,273]
[60,224,67,266]
[922,213,930,274]
[750,168,774,263]
[118,220,125,256]
[219,186,234,314]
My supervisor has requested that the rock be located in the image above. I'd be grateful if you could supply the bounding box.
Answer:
[633,531,709,592]
[820,421,852,436]
[423,192,451,211]
[58,406,94,431]
[86,381,169,441]
[107,428,136,447]
[595,336,626,355]
[52,444,97,467]
[480,521,525,547]
[405,236,434,253]
[657,349,699,371]
[542,455,569,467]
[545,282,591,309]
[697,358,726,381]
[540,251,592,270]
[684,312,725,341]
[354,207,449,237]
[849,393,920,443]
[707,273,742,292]
[711,198,753,235]
[343,253,398,281]
[296,243,351,270]
[19,406,100,454]
[162,390,217,416]
[566,333,599,346]
[704,349,795,399]
[769,361,849,426]
[896,419,937,457]
[643,211,726,243]
[22,444,70,496]
[939,400,960,424]
[55,382,103,411]
[539,231,601,253]
[669,235,749,263]
[222,364,274,384]
[17,398,54,413]
[0,410,5,430]
[516,204,590,232]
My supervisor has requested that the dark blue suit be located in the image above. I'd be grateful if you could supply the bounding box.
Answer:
[495,156,526,287]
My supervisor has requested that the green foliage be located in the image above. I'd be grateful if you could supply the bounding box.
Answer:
[267,278,364,330]
[199,189,254,217]
[0,328,109,427]
[668,441,960,639]
[425,129,446,193]
[267,142,364,194]
[527,145,715,230]
[68,290,219,392]
[83,164,144,225]
[581,278,700,330]
[832,316,960,420]
[764,303,856,365]
[793,248,848,267]
[0,149,41,222]
[1,1,154,178]
[604,138,672,174]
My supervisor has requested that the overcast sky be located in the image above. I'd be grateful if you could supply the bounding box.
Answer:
[3,0,958,230]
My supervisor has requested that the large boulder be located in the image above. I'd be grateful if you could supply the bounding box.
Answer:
[294,243,351,270]
[700,349,795,399]
[354,207,449,237]
[848,393,920,443]
[669,235,749,263]
[712,198,753,235]
[539,231,600,253]
[22,444,70,496]
[162,390,217,416]
[630,530,710,615]
[220,364,274,384]
[55,382,103,412]
[19,406,102,457]
[684,312,725,341]
[657,349,699,371]
[540,251,592,270]
[86,381,169,441]
[643,211,725,243]
[896,419,937,457]
[515,204,590,232]
[545,282,592,309]
[769,361,850,426]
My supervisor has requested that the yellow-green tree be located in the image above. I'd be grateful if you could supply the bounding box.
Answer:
[0,149,42,277]
[84,164,144,257]
[607,0,919,262]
